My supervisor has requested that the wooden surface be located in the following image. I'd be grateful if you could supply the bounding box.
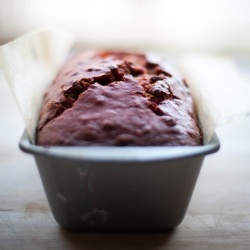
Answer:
[0,69,250,250]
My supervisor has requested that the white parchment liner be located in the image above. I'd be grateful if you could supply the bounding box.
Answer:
[0,28,75,144]
[179,55,250,144]
[0,29,249,145]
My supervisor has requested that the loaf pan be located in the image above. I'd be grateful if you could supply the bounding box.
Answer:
[19,129,220,231]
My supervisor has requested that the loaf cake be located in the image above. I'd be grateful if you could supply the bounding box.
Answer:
[36,51,202,146]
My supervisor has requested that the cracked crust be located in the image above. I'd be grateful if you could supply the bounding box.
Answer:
[36,51,203,146]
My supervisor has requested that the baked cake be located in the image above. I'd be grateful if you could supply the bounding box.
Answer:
[36,51,202,146]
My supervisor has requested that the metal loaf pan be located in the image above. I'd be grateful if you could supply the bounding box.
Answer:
[20,129,220,231]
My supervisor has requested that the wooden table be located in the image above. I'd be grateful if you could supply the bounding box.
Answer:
[0,70,250,250]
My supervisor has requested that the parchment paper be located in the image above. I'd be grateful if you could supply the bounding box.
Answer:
[0,29,249,145]
[179,54,250,144]
[0,28,75,143]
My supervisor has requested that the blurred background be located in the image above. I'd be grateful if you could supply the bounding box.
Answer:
[1,0,250,54]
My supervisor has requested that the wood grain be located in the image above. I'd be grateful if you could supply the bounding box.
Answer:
[0,70,250,250]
